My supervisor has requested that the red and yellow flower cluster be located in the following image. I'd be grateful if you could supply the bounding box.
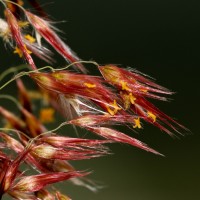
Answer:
[0,0,187,199]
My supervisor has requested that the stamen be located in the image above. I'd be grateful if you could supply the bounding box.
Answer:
[133,118,142,129]
[84,83,96,88]
[106,100,121,115]
[120,80,130,91]
[3,122,12,129]
[140,88,148,93]
[18,21,29,27]
[120,92,136,110]
[13,45,32,57]
[6,2,15,13]
[147,111,156,122]
[24,34,35,43]
[27,91,43,99]
[13,46,23,57]
[39,108,55,123]
[18,0,24,6]
[129,93,136,104]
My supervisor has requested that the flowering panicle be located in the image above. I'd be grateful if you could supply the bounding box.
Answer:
[99,65,187,135]
[0,0,187,199]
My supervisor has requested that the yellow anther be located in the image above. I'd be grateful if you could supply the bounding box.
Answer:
[13,47,23,57]
[13,45,32,57]
[52,73,64,80]
[3,122,12,129]
[8,0,24,8]
[129,93,136,104]
[130,78,136,83]
[120,80,130,91]
[107,107,115,116]
[6,3,15,13]
[107,100,121,115]
[25,46,32,54]
[42,92,51,106]
[25,34,36,43]
[120,92,136,110]
[133,118,142,129]
[18,0,24,6]
[121,93,131,110]
[28,91,50,105]
[39,108,55,123]
[140,88,148,93]
[147,111,156,123]
[18,21,29,28]
[84,82,96,88]
[28,91,43,99]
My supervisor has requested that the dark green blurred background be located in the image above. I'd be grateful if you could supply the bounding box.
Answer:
[1,0,200,200]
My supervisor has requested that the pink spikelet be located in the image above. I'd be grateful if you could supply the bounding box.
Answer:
[6,9,37,70]
[0,143,31,196]
[11,171,87,193]
[25,11,86,72]
[69,116,162,155]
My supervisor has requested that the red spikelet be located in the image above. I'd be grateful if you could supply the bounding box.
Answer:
[6,9,37,70]
[11,171,87,192]
[25,11,86,73]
